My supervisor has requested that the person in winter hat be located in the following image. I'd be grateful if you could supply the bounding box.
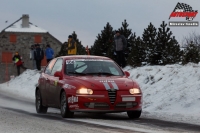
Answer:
[34,44,44,70]
[45,44,54,63]
[113,30,127,68]
[12,52,27,75]
[67,35,77,55]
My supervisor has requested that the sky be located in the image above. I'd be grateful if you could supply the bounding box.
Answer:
[0,0,200,47]
[0,64,200,126]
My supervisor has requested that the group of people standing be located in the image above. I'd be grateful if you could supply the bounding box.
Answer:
[12,35,76,76]
[30,44,54,70]
[12,44,54,76]
[12,32,126,76]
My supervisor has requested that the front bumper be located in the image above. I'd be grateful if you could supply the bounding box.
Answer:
[67,91,142,112]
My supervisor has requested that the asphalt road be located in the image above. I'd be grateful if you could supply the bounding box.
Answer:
[0,90,199,133]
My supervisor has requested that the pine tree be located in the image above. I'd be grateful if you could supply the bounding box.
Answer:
[127,32,136,65]
[142,22,157,65]
[156,21,182,65]
[71,31,86,55]
[165,36,182,64]
[57,42,68,57]
[127,36,145,67]
[90,34,103,56]
[90,22,114,59]
[182,42,200,64]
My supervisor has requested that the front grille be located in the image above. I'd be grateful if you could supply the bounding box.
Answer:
[84,102,109,109]
[115,102,137,109]
[108,89,117,104]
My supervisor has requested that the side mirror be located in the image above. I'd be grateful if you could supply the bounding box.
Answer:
[54,71,63,80]
[124,71,130,78]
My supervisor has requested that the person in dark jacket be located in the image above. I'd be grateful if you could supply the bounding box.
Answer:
[45,44,54,63]
[34,44,44,70]
[114,30,127,68]
[12,52,27,76]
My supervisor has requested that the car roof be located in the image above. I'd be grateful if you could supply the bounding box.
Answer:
[57,55,112,60]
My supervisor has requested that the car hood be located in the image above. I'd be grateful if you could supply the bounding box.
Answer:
[72,76,136,91]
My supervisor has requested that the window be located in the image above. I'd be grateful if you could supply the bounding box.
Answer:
[65,59,124,76]
[34,35,42,43]
[44,59,56,75]
[73,61,87,73]
[108,67,119,75]
[10,34,17,43]
[1,52,13,63]
[51,58,63,75]
[41,55,47,66]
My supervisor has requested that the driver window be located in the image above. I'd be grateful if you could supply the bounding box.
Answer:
[51,58,63,76]
[44,59,56,75]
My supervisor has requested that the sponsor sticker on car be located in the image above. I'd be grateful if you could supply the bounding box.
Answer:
[63,84,76,89]
[69,104,79,109]
[68,96,78,103]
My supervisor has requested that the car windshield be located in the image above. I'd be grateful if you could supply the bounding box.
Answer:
[65,59,124,76]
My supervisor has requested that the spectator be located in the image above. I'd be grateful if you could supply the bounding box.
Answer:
[45,44,54,63]
[12,52,27,76]
[114,30,127,68]
[30,45,37,69]
[66,35,77,55]
[34,44,44,70]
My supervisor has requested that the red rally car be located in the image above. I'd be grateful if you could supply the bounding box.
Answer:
[35,55,142,118]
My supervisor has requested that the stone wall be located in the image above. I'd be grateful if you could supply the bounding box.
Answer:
[0,32,62,83]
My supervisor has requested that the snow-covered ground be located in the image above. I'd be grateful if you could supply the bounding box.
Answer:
[0,64,200,126]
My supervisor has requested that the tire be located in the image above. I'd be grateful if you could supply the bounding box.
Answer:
[127,110,142,119]
[35,90,48,113]
[60,92,74,118]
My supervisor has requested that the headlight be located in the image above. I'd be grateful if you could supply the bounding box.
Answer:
[76,88,93,94]
[129,88,141,94]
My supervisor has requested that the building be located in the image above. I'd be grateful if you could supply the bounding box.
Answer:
[0,14,62,83]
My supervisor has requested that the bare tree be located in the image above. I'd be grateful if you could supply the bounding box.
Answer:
[182,31,200,47]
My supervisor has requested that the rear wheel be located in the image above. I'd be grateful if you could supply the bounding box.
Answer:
[127,110,142,119]
[60,92,74,118]
[35,90,48,113]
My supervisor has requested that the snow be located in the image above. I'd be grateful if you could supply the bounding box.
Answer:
[5,20,47,33]
[0,64,200,125]
[0,69,40,99]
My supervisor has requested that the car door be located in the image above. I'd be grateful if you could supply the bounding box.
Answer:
[42,59,57,105]
[48,58,63,106]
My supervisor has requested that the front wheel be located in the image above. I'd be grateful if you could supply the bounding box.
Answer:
[127,110,142,119]
[60,92,74,118]
[35,90,48,113]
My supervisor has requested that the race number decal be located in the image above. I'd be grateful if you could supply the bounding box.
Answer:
[66,60,75,64]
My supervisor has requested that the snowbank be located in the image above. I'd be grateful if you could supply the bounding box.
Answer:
[123,63,200,125]
[0,69,40,100]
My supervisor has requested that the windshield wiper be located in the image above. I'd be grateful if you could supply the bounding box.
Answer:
[67,71,86,75]
[98,72,115,76]
[86,72,115,76]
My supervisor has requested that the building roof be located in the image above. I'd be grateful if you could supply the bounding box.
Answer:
[2,15,47,33]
